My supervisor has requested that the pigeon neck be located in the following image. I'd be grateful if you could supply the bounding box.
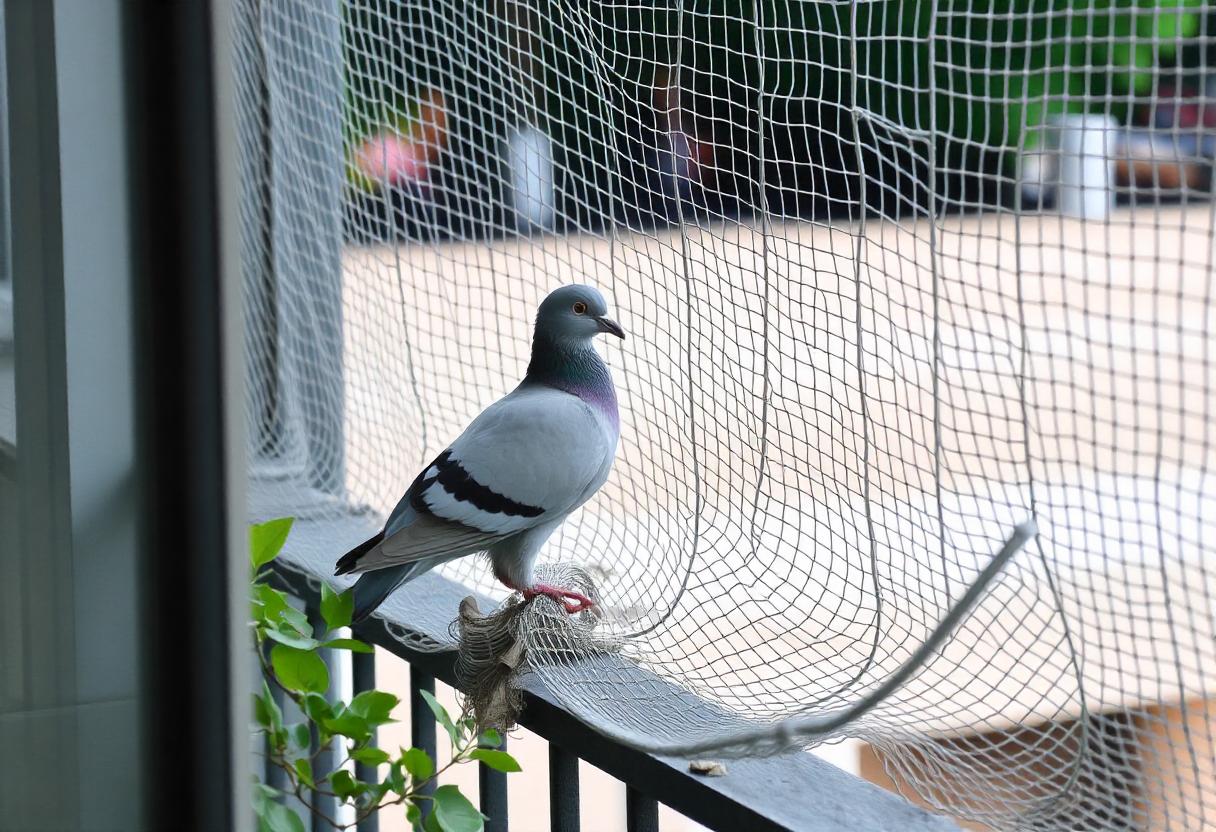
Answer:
[525,333,618,423]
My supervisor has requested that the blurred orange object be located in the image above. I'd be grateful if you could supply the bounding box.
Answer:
[412,88,447,159]
[1116,129,1210,192]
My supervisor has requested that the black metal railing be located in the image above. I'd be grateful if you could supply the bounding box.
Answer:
[268,566,961,832]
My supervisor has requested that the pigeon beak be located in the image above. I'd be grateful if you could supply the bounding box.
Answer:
[595,316,625,340]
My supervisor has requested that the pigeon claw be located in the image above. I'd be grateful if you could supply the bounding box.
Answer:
[523,582,596,615]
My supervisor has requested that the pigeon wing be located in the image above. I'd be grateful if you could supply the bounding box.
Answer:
[341,386,613,574]
[415,386,615,535]
[334,490,499,575]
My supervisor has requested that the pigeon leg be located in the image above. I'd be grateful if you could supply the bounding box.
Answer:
[521,582,596,615]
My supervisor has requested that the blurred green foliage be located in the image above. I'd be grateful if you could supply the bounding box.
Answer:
[913,0,1206,148]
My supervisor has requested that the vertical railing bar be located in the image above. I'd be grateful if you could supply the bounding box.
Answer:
[411,670,438,819]
[352,649,379,832]
[548,743,580,832]
[309,609,338,831]
[480,738,509,832]
[625,786,659,832]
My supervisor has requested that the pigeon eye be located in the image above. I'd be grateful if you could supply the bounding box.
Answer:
[572,302,587,315]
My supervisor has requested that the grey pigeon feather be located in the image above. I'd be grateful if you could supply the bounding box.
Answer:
[336,285,624,623]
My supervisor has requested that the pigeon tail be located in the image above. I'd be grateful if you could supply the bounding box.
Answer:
[351,562,423,624]
[335,531,385,575]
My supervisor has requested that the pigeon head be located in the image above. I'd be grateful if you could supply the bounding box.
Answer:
[526,285,622,422]
[534,285,625,345]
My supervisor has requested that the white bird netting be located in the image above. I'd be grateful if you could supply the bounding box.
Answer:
[235,1,1216,829]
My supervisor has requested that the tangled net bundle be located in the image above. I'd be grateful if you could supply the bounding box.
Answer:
[453,564,616,731]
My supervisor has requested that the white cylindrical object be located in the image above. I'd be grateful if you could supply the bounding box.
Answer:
[1056,113,1116,219]
[1018,147,1056,209]
[507,123,556,233]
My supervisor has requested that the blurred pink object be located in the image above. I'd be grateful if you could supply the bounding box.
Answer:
[354,132,429,187]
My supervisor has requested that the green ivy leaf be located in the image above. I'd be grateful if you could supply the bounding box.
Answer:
[287,722,311,753]
[254,682,283,733]
[252,583,291,628]
[293,758,314,790]
[418,689,460,746]
[360,780,391,813]
[252,782,279,810]
[387,761,407,794]
[270,645,329,694]
[350,690,398,725]
[468,748,521,773]
[252,787,306,832]
[350,747,391,766]
[279,606,312,638]
[330,769,364,800]
[263,624,321,651]
[406,802,422,829]
[432,784,484,832]
[250,518,294,570]
[299,692,333,724]
[278,807,307,832]
[320,583,355,631]
[423,810,443,832]
[320,638,373,653]
[478,728,502,747]
[324,708,372,743]
[401,746,434,781]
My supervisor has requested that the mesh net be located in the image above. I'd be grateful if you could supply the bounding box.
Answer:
[236,1,1216,829]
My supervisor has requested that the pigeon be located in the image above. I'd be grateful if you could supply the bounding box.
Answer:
[336,284,624,624]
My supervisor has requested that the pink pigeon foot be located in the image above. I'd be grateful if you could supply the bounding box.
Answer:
[521,582,596,615]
